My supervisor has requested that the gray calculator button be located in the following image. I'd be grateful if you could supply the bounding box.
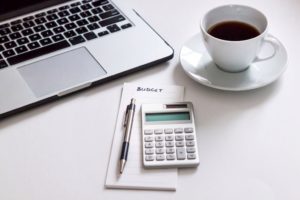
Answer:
[184,127,194,133]
[166,154,176,160]
[176,141,184,147]
[156,155,165,161]
[156,148,165,154]
[187,153,196,160]
[175,135,184,141]
[144,129,153,135]
[154,129,163,134]
[174,128,183,133]
[155,135,164,141]
[144,136,154,142]
[166,148,175,154]
[145,155,154,161]
[145,148,154,155]
[145,142,154,148]
[176,148,186,160]
[185,134,194,140]
[165,141,174,147]
[155,141,164,148]
[164,128,173,134]
[186,147,196,153]
[186,141,195,147]
[165,135,174,141]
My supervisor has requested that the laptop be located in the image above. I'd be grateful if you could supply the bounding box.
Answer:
[0,0,174,119]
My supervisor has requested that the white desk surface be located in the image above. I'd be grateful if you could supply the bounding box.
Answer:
[0,0,299,199]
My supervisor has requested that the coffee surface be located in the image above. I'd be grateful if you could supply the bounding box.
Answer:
[208,21,260,41]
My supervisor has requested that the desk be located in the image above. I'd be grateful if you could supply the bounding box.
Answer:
[0,0,299,199]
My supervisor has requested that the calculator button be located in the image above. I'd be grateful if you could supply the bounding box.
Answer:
[187,153,196,160]
[176,148,186,160]
[164,128,173,134]
[175,135,184,141]
[166,154,176,160]
[186,147,196,153]
[186,141,195,147]
[145,142,154,148]
[144,136,153,142]
[156,155,165,161]
[144,129,153,135]
[166,148,175,154]
[184,127,194,133]
[185,134,194,140]
[156,148,165,154]
[174,128,183,133]
[176,141,184,147]
[155,135,163,141]
[145,155,154,161]
[145,148,154,155]
[155,141,164,148]
[165,135,174,141]
[165,141,174,147]
[154,129,163,134]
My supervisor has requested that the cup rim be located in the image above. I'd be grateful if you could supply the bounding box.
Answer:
[200,4,268,43]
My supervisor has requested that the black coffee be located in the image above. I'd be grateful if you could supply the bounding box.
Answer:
[208,21,260,41]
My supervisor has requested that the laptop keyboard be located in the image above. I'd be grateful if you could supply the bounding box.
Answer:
[0,0,133,69]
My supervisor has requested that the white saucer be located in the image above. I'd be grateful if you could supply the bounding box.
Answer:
[180,34,288,91]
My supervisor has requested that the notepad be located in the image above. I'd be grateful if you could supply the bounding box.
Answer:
[105,83,185,191]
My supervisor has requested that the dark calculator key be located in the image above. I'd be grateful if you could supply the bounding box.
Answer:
[70,7,81,14]
[35,12,46,18]
[81,4,92,10]
[57,18,69,25]
[3,49,15,58]
[0,23,9,29]
[87,23,99,30]
[0,28,11,36]
[65,23,77,30]
[15,45,28,54]
[40,38,52,46]
[46,14,58,21]
[8,40,70,65]
[88,16,100,23]
[11,24,24,32]
[103,4,114,11]
[22,28,34,36]
[121,23,132,29]
[98,30,109,37]
[77,19,88,26]
[45,21,58,29]
[59,5,69,10]
[58,10,70,17]
[76,27,88,34]
[92,0,108,7]
[35,17,47,24]
[64,30,76,38]
[0,60,8,68]
[84,32,97,40]
[29,33,42,41]
[53,26,65,34]
[69,14,80,21]
[0,44,4,51]
[23,21,35,28]
[52,34,64,42]
[41,30,54,37]
[47,9,58,14]
[69,35,85,45]
[16,37,30,45]
[11,20,22,25]
[71,2,81,7]
[28,42,40,50]
[4,41,17,49]
[23,16,34,21]
[0,36,9,43]
[34,25,46,32]
[80,11,92,18]
[91,7,103,14]
[100,10,119,19]
[99,15,125,27]
[9,32,22,39]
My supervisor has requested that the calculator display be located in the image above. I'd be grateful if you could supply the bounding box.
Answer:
[145,112,190,122]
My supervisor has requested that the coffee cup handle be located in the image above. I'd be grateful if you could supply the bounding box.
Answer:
[254,34,280,62]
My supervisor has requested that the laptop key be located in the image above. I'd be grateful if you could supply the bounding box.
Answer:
[28,42,40,50]
[0,60,8,68]
[7,40,70,65]
[3,49,16,58]
[103,4,114,11]
[81,4,92,10]
[57,18,69,25]
[53,27,65,34]
[35,17,47,24]
[22,28,34,36]
[88,16,100,23]
[46,14,58,21]
[4,41,17,49]
[11,24,24,32]
[64,30,76,38]
[41,30,54,37]
[34,25,46,32]
[77,19,88,26]
[0,36,9,43]
[69,35,85,45]
[35,12,46,18]
[71,2,81,7]
[69,14,80,21]
[58,10,70,18]
[15,45,28,54]
[0,44,4,52]
[65,23,77,30]
[76,27,88,34]
[87,23,99,30]
[40,38,52,46]
[99,15,125,27]
[70,7,81,14]
[98,31,109,37]
[23,16,34,21]
[107,24,120,33]
[16,37,30,45]
[100,10,119,19]
[29,33,41,41]
[11,20,22,25]
[0,23,9,29]
[0,28,11,36]
[59,5,69,11]
[45,21,58,29]
[91,7,103,14]
[23,21,35,28]
[92,0,108,7]
[52,34,64,42]
[121,23,132,29]
[9,32,22,40]
[47,9,58,14]
[84,32,97,40]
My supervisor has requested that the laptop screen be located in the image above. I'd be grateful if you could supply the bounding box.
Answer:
[0,0,70,21]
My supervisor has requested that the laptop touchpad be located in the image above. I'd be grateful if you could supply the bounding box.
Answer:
[18,47,106,98]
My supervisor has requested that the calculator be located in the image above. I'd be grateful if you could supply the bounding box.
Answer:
[141,102,200,168]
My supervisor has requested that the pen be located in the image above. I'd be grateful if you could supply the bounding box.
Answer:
[119,98,136,174]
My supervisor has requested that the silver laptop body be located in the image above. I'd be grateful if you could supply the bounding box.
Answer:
[0,0,173,118]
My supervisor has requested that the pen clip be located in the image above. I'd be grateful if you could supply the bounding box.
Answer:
[123,105,129,127]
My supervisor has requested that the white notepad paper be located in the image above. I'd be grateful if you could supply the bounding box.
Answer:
[105,83,185,191]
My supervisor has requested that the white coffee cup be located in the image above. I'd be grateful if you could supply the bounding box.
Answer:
[200,5,279,72]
